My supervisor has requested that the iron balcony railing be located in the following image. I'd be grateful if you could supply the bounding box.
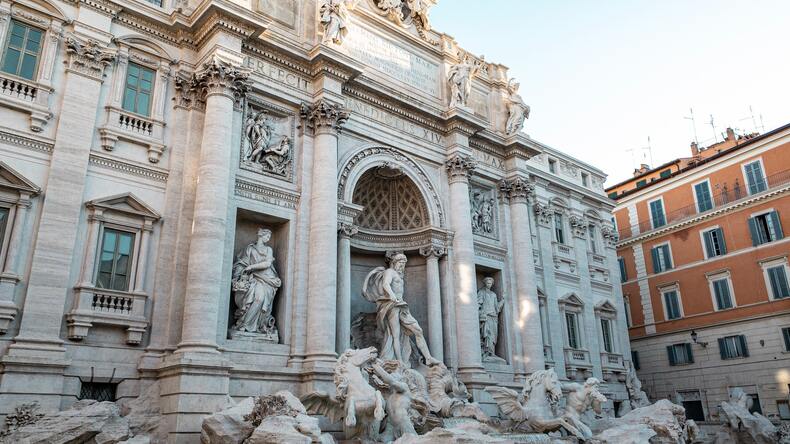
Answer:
[619,169,790,241]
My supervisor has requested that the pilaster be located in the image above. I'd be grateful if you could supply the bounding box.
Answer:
[336,222,358,354]
[420,244,447,363]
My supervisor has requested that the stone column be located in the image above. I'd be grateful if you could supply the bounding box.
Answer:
[420,245,446,363]
[336,222,358,354]
[445,153,484,375]
[501,178,545,373]
[178,57,249,355]
[77,211,102,287]
[132,221,153,294]
[302,100,350,369]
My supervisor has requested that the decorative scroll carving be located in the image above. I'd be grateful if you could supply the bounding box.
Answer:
[419,244,446,259]
[568,214,587,238]
[445,153,476,183]
[470,186,497,239]
[242,103,294,179]
[64,35,116,80]
[505,78,530,135]
[194,55,251,103]
[300,100,350,134]
[533,202,553,226]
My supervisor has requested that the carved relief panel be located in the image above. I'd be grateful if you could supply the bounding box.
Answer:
[240,98,296,181]
[470,185,498,240]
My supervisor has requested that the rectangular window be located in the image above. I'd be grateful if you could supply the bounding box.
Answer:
[718,335,749,359]
[0,207,8,251]
[601,318,613,353]
[703,228,727,258]
[712,278,734,310]
[778,400,790,420]
[660,169,672,179]
[743,161,767,194]
[651,244,672,273]
[554,213,565,244]
[631,350,640,370]
[548,159,557,174]
[767,266,790,300]
[565,312,580,349]
[782,327,790,352]
[96,228,135,292]
[588,224,597,254]
[694,181,714,212]
[122,63,155,116]
[608,191,618,199]
[636,179,647,188]
[663,290,682,320]
[667,343,693,366]
[649,199,666,229]
[1,20,43,80]
[749,211,784,246]
[624,296,632,327]
[618,257,627,283]
[581,172,589,187]
[144,0,164,6]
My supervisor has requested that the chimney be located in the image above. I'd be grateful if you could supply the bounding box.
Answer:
[633,164,650,176]
[725,127,736,142]
[690,141,699,156]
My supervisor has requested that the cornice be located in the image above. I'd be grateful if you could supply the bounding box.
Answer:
[88,152,168,183]
[235,178,300,210]
[242,41,312,78]
[342,85,445,135]
[0,128,54,154]
[64,0,120,17]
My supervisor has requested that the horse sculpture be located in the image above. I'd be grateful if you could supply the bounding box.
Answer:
[486,368,585,438]
[302,347,386,442]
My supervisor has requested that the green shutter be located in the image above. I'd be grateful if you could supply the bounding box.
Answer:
[667,345,676,366]
[718,338,726,359]
[748,217,761,246]
[631,350,640,370]
[662,245,672,269]
[716,228,727,255]
[652,247,660,274]
[770,211,784,240]
[704,231,715,258]
[783,328,790,352]
[685,343,694,363]
[739,335,749,357]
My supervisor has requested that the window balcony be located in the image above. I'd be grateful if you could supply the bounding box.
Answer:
[588,251,607,266]
[553,242,574,260]
[601,351,625,370]
[0,72,53,132]
[66,286,149,345]
[99,107,166,163]
[564,347,592,367]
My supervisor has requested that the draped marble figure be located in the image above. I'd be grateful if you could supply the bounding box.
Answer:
[447,55,483,108]
[231,228,281,336]
[477,277,504,360]
[505,78,531,135]
[362,254,440,367]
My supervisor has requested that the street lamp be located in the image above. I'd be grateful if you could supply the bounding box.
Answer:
[690,330,708,348]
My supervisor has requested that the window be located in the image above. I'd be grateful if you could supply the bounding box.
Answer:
[631,350,640,370]
[96,228,135,291]
[144,0,164,6]
[702,228,727,258]
[608,191,618,199]
[743,160,767,194]
[651,243,673,273]
[694,181,714,212]
[649,199,666,229]
[782,327,790,352]
[554,213,565,244]
[767,266,790,299]
[600,318,614,353]
[581,172,589,187]
[662,289,682,320]
[588,224,598,253]
[565,312,580,349]
[711,278,734,310]
[0,207,8,251]
[718,335,749,360]
[749,211,784,246]
[79,381,118,402]
[624,296,632,327]
[122,63,155,116]
[660,169,672,179]
[777,400,790,420]
[618,257,627,283]
[636,179,647,188]
[548,158,557,174]
[667,343,693,366]
[1,20,43,80]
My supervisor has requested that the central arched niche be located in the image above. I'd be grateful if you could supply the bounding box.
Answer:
[347,164,432,356]
[352,164,429,232]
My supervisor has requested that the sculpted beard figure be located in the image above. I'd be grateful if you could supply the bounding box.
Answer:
[363,254,441,367]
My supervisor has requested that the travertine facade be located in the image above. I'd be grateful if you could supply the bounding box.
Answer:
[0,0,630,440]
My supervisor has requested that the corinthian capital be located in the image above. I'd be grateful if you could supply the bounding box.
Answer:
[445,153,477,183]
[533,202,553,226]
[194,55,251,102]
[300,100,351,135]
[499,177,534,204]
[64,35,116,80]
[419,244,447,259]
[338,222,359,239]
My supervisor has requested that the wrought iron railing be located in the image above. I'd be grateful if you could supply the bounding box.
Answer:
[619,169,790,240]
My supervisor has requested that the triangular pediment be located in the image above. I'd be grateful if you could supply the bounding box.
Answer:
[595,299,618,314]
[559,293,584,307]
[87,193,160,220]
[0,161,40,194]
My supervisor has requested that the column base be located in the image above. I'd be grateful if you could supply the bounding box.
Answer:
[0,300,18,335]
[301,352,338,372]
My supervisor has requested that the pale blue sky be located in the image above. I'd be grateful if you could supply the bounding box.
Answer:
[431,1,790,185]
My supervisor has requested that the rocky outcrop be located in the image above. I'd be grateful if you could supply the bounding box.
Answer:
[0,400,131,444]
[393,420,512,444]
[591,399,689,444]
[201,397,256,444]
[118,381,166,443]
[716,389,778,444]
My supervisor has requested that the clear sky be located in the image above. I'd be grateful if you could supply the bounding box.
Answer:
[430,0,790,186]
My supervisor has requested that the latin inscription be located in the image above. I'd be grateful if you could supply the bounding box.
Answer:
[345,96,444,145]
[345,26,440,97]
[472,149,505,170]
[244,55,310,91]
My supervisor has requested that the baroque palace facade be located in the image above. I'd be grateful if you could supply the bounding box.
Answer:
[608,125,790,423]
[0,0,630,440]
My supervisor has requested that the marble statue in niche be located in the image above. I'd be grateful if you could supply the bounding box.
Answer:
[230,228,281,343]
[447,54,483,109]
[470,187,497,238]
[477,277,505,363]
[243,107,292,178]
[319,0,359,45]
[362,253,440,367]
[505,78,530,136]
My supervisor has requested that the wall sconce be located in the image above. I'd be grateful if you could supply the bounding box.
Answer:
[690,330,708,348]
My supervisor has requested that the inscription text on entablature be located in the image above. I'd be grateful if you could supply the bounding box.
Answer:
[344,96,445,146]
[244,55,310,92]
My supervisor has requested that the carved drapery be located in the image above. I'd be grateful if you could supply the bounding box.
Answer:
[64,35,116,80]
[300,100,350,134]
[470,185,498,239]
[445,153,476,184]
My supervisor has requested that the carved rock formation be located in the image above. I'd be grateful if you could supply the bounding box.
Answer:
[716,389,778,444]
[392,419,511,444]
[591,399,689,444]
[117,381,166,443]
[200,397,256,444]
[0,400,130,444]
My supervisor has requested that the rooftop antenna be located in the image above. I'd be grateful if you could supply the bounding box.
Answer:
[749,106,758,133]
[645,136,653,167]
[625,146,638,169]
[759,114,765,132]
[708,114,718,143]
[684,108,699,145]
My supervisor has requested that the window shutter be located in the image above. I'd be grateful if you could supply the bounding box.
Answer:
[739,335,749,357]
[703,231,715,258]
[667,345,676,366]
[770,211,784,240]
[686,343,694,363]
[652,247,660,274]
[748,217,761,246]
[631,350,640,370]
[783,328,790,352]
[718,338,726,359]
[663,245,673,269]
[717,228,727,255]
